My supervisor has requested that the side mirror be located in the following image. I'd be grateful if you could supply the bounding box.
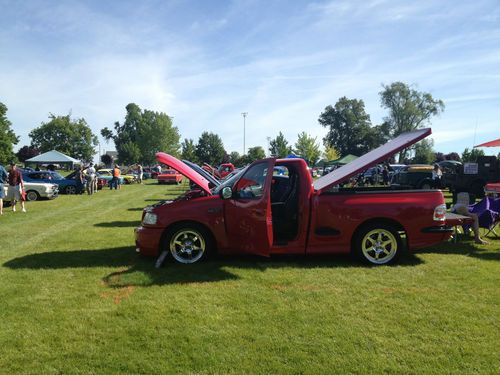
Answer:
[220,186,233,200]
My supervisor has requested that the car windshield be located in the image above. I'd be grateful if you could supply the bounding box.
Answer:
[213,166,248,194]
[52,172,64,180]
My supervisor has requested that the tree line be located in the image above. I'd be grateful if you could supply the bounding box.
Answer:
[0,81,496,167]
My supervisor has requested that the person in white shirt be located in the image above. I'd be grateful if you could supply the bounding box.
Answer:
[432,164,442,189]
[86,163,96,195]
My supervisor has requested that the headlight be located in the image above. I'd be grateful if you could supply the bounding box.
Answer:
[143,212,158,225]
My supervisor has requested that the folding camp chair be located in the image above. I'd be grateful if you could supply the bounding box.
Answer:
[468,196,499,238]
[482,197,499,237]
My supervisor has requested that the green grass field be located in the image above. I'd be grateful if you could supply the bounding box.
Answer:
[0,182,499,374]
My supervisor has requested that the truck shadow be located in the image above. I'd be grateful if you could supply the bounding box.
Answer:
[94,220,141,228]
[4,246,426,288]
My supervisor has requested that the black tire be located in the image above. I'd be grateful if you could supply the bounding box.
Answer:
[26,190,40,201]
[353,223,403,265]
[64,185,77,194]
[160,223,213,264]
[419,180,432,190]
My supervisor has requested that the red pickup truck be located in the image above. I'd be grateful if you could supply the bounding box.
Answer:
[135,128,452,266]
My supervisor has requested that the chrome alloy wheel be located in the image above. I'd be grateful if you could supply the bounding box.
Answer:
[361,229,398,265]
[169,229,206,264]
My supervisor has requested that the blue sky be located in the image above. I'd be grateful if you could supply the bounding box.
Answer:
[1,0,499,157]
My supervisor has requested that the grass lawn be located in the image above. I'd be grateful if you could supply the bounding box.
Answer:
[0,182,499,374]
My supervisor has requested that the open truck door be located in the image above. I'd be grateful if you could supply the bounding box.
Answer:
[223,159,275,256]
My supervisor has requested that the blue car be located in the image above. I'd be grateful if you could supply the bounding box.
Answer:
[22,171,79,194]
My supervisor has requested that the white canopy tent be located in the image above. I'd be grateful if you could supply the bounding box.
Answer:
[25,150,80,168]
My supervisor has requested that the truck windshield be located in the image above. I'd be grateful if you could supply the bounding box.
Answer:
[213,166,248,194]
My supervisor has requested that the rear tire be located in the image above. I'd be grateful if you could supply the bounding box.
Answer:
[353,223,403,265]
[419,180,432,190]
[26,190,40,201]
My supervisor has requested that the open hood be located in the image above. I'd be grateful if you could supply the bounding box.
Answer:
[156,152,212,195]
[313,128,432,193]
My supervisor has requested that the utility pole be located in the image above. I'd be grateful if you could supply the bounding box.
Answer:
[241,112,248,155]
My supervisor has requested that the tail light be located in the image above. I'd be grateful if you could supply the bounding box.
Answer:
[433,204,447,221]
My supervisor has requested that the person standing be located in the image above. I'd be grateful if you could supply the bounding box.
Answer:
[432,164,443,189]
[0,163,8,215]
[75,166,84,194]
[7,163,26,213]
[137,164,143,184]
[86,163,96,195]
[111,164,121,190]
[382,165,390,186]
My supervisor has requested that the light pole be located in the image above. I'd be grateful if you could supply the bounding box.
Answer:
[241,112,248,155]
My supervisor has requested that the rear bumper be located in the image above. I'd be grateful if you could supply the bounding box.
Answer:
[421,226,454,234]
[410,226,453,249]
[134,226,164,256]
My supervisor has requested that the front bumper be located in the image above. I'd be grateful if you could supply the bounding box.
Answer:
[134,225,164,257]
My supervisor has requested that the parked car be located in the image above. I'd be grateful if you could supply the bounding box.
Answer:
[144,167,160,179]
[390,165,434,189]
[95,170,125,186]
[361,165,384,185]
[64,170,108,191]
[3,181,58,202]
[22,170,78,194]
[218,163,235,179]
[157,169,183,184]
[135,128,454,266]
[441,156,499,197]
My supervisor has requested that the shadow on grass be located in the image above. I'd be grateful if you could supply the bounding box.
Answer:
[3,247,136,269]
[3,246,424,287]
[417,240,500,261]
[94,220,141,228]
[127,207,144,211]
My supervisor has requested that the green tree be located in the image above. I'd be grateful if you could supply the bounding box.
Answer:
[269,132,292,158]
[412,139,435,164]
[462,147,485,162]
[16,145,40,162]
[181,138,199,163]
[29,114,97,162]
[380,82,445,162]
[294,132,321,165]
[323,145,340,161]
[138,110,180,164]
[0,102,19,164]
[228,151,242,166]
[102,103,180,165]
[246,146,266,163]
[195,132,226,165]
[319,97,380,157]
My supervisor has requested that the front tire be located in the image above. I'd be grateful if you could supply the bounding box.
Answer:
[353,223,403,265]
[162,224,212,264]
[65,185,77,194]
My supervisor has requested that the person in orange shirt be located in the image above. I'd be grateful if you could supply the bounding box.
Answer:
[110,164,121,190]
